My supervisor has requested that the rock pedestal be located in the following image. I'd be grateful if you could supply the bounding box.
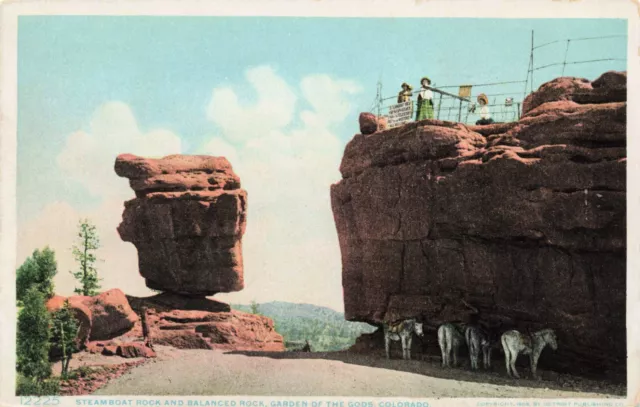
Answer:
[114,153,285,352]
[115,154,247,296]
[332,71,626,377]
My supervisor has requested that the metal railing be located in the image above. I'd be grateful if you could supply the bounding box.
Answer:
[374,83,524,127]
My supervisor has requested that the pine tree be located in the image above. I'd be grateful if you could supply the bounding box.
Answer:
[50,300,79,378]
[16,247,57,303]
[17,288,52,381]
[71,219,101,296]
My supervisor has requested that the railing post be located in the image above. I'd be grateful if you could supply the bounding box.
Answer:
[517,102,521,120]
[436,93,443,120]
[458,99,462,123]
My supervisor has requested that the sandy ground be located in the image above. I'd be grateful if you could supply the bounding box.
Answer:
[92,346,624,398]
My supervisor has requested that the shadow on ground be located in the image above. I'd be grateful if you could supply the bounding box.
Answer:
[225,348,626,397]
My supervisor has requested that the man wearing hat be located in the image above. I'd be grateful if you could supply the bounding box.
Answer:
[416,76,434,121]
[475,93,494,125]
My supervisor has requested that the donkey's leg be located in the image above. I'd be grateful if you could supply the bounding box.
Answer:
[501,337,511,377]
[453,345,459,367]
[407,336,413,361]
[504,348,512,377]
[531,349,541,380]
[400,334,407,360]
[510,351,520,379]
[439,333,446,367]
[385,333,391,360]
[468,342,475,370]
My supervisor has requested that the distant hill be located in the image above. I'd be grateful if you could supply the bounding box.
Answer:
[232,301,376,352]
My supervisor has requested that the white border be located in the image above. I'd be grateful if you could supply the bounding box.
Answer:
[1,1,638,407]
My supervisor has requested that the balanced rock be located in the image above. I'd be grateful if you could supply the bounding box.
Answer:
[115,154,247,296]
[333,71,626,377]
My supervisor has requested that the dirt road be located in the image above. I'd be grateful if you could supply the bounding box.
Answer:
[93,347,623,398]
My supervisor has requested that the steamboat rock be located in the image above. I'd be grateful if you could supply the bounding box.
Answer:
[331,71,626,376]
[115,154,247,296]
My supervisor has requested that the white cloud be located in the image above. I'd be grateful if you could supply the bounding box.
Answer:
[56,101,182,200]
[206,66,297,143]
[20,68,361,311]
[206,66,361,311]
[19,102,183,297]
[300,74,362,125]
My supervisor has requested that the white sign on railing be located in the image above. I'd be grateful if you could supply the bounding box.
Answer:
[387,101,413,128]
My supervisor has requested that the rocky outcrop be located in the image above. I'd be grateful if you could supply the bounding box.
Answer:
[126,297,284,352]
[46,295,93,351]
[359,112,388,135]
[46,289,138,345]
[115,154,247,296]
[332,71,626,377]
[522,71,626,114]
[87,289,139,340]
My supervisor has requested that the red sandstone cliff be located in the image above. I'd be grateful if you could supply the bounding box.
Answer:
[331,72,626,376]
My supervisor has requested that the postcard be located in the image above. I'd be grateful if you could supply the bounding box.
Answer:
[0,1,637,407]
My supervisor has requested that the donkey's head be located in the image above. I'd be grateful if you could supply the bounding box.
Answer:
[414,321,425,337]
[542,329,558,350]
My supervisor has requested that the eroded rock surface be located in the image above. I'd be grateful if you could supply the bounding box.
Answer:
[46,288,138,344]
[126,296,284,352]
[332,71,626,377]
[115,154,247,296]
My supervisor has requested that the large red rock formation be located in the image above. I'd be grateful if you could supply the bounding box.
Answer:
[113,154,283,352]
[115,154,247,296]
[125,295,284,352]
[331,71,626,377]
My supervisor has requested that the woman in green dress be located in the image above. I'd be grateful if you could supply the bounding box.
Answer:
[416,76,435,121]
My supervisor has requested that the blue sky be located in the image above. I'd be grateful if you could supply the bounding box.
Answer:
[17,17,627,310]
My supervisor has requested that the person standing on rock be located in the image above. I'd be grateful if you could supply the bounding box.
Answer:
[397,82,413,103]
[475,93,494,125]
[416,76,435,121]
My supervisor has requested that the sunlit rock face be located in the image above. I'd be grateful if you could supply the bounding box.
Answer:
[333,71,626,377]
[115,154,247,296]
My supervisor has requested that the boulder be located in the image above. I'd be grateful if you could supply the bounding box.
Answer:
[522,71,626,115]
[46,295,92,350]
[115,154,247,296]
[84,289,138,341]
[117,343,156,358]
[359,112,388,135]
[332,71,626,377]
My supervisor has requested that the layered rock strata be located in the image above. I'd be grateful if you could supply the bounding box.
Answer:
[331,72,626,376]
[115,154,247,296]
[126,295,284,352]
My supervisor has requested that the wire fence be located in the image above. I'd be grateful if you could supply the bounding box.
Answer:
[369,32,626,127]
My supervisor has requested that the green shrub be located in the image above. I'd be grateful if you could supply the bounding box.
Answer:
[16,247,57,303]
[16,375,59,396]
[17,288,52,380]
